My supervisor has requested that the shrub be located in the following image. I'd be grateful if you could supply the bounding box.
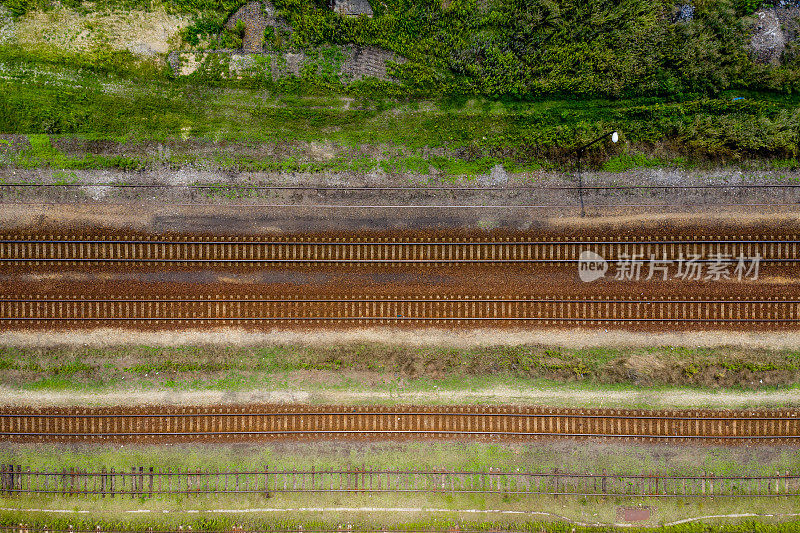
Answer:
[220,18,245,49]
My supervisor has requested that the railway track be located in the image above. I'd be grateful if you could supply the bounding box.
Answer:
[2,406,799,443]
[1,295,798,327]
[1,235,797,265]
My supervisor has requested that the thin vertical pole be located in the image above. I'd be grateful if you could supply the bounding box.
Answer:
[601,469,607,496]
[578,149,585,217]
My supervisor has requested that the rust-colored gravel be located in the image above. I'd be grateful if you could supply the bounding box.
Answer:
[2,223,798,332]
[2,404,799,445]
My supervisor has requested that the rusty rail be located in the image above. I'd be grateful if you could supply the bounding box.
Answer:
[1,406,799,443]
[0,235,795,265]
[1,296,798,328]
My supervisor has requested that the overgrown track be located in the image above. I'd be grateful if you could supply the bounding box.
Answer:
[2,406,799,443]
[1,295,799,328]
[1,235,797,265]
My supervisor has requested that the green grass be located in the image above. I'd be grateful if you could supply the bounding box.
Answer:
[2,443,800,528]
[5,344,800,408]
[1,56,799,168]
[773,158,800,170]
[600,153,693,172]
[3,502,800,532]
[2,440,799,486]
[0,494,797,527]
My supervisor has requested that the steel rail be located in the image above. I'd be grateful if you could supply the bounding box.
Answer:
[6,258,792,263]
[2,237,794,265]
[0,430,795,439]
[4,182,800,190]
[3,201,800,208]
[3,297,797,324]
[2,411,795,421]
[1,238,796,244]
[3,406,798,443]
[4,297,795,326]
[6,318,800,322]
[0,298,794,303]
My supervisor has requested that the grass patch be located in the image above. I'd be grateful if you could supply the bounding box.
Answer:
[5,344,800,407]
[2,440,800,487]
[1,58,799,167]
[773,158,800,170]
[600,153,693,172]
[1,443,800,528]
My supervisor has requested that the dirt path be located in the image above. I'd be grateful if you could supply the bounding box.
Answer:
[4,327,800,349]
[2,505,798,528]
[2,203,800,233]
[3,383,800,408]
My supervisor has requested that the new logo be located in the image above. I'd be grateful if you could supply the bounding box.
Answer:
[578,250,607,282]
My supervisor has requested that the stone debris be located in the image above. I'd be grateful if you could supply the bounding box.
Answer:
[127,41,158,57]
[331,0,374,17]
[478,164,509,188]
[183,0,400,80]
[749,6,800,64]
[224,1,292,52]
[672,4,694,23]
[340,45,403,81]
[0,6,14,45]
[169,44,405,82]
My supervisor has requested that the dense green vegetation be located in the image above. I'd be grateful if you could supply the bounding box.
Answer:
[1,0,799,163]
[193,0,800,98]
[0,55,798,164]
[3,0,800,98]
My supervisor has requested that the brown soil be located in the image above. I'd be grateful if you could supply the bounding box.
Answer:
[5,216,800,240]
[4,265,796,296]
[2,202,800,234]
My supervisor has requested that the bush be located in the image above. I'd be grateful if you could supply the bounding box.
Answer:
[6,0,800,97]
[220,18,245,48]
[735,0,763,16]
